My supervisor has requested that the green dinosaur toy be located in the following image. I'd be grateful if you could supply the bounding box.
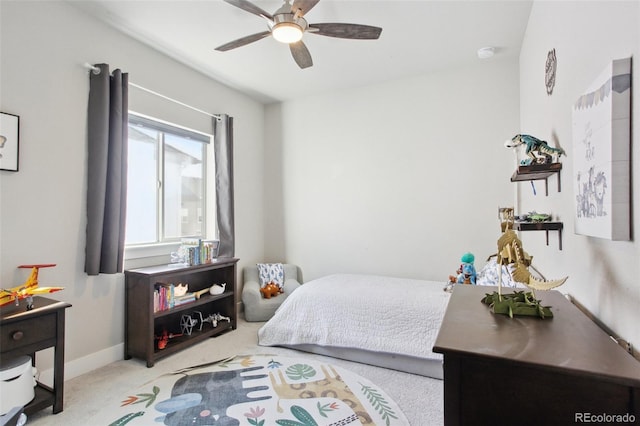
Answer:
[505,134,566,166]
[525,211,551,222]
[481,291,553,319]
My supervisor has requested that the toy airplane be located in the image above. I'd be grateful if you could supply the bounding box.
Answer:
[155,329,183,350]
[0,264,64,309]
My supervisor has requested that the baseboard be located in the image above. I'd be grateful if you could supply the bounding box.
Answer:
[565,293,637,361]
[38,302,246,385]
[38,343,124,387]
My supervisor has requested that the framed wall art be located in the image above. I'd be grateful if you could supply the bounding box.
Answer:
[0,112,20,172]
[572,57,631,240]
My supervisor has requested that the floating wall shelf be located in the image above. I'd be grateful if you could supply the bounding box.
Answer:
[515,221,563,250]
[510,162,562,196]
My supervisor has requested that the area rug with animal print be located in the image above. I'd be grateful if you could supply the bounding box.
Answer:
[104,354,409,426]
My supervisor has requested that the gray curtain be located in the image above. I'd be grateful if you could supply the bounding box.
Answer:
[213,114,235,257]
[85,63,129,275]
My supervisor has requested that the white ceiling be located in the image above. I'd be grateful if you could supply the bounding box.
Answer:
[70,0,533,103]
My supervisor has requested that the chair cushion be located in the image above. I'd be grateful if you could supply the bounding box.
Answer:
[257,263,284,289]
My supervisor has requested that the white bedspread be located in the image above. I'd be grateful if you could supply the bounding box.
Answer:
[258,274,451,361]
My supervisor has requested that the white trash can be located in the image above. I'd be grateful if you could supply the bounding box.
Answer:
[0,356,36,416]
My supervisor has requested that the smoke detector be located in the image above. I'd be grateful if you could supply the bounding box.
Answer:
[477,47,495,59]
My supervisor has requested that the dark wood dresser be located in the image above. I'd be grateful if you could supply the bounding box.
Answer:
[0,297,71,415]
[433,285,640,426]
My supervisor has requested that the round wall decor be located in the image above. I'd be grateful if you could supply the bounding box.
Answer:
[545,48,557,95]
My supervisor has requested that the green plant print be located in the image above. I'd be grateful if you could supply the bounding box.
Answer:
[360,383,399,426]
[120,385,160,408]
[108,411,144,426]
[285,364,317,380]
[317,401,340,418]
[276,405,319,426]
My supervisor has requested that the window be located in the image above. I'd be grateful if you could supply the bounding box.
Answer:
[125,114,211,247]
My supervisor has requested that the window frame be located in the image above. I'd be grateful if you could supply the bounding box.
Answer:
[124,112,214,260]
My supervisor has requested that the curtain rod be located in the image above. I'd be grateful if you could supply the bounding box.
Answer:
[84,63,221,120]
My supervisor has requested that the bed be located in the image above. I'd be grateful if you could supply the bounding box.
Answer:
[257,273,451,379]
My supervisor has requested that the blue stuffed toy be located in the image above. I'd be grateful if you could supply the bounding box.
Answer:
[456,252,477,285]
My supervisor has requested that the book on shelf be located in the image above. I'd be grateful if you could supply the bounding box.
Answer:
[180,238,220,266]
[154,283,197,312]
[174,293,196,306]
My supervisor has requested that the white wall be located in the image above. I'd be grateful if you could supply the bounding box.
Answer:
[5,0,635,383]
[0,1,265,378]
[265,57,521,282]
[518,2,640,351]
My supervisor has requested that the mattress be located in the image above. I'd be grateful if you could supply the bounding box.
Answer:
[257,273,451,379]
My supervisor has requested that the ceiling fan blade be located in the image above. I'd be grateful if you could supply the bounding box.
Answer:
[308,23,382,39]
[291,0,320,16]
[289,41,313,69]
[223,0,273,20]
[215,31,271,51]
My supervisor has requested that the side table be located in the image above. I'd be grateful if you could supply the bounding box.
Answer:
[0,297,71,415]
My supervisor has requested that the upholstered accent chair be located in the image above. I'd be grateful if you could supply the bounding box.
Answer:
[242,263,303,322]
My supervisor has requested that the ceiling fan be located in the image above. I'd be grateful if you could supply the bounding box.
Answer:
[215,0,383,69]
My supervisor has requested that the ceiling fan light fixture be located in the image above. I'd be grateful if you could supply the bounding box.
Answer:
[272,22,303,43]
[217,0,383,69]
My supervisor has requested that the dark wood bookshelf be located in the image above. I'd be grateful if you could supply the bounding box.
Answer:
[124,258,238,367]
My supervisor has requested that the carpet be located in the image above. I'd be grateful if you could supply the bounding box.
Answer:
[104,354,409,426]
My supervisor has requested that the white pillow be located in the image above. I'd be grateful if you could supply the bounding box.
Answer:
[257,263,285,289]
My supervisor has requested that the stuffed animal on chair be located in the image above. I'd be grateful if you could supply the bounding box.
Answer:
[260,282,281,299]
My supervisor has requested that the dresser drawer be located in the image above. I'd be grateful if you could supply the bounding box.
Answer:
[1,313,56,352]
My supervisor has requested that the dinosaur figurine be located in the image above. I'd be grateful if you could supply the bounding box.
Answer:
[505,134,566,166]
[496,227,568,293]
[260,282,281,299]
[524,211,552,222]
[486,209,568,318]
